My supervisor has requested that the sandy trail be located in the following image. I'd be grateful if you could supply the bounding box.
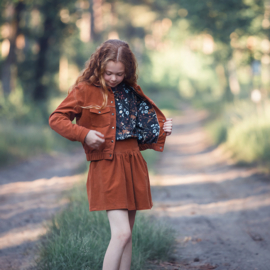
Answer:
[149,106,270,270]
[0,149,86,270]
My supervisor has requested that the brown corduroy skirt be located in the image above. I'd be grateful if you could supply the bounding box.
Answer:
[86,138,153,212]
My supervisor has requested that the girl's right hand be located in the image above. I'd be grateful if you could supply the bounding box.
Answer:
[84,130,105,149]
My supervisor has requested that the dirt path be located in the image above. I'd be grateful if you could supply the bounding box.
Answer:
[149,106,270,270]
[0,148,87,270]
[1,107,270,270]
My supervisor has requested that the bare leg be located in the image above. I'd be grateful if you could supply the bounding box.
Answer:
[102,210,131,270]
[119,210,137,270]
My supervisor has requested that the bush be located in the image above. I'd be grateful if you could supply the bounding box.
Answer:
[227,116,270,163]
[206,119,228,145]
[206,100,270,165]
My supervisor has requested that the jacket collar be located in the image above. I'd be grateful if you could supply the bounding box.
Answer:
[92,81,141,95]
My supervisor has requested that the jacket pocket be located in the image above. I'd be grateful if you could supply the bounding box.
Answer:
[89,107,111,127]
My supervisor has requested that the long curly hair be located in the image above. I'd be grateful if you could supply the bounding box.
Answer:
[69,39,138,109]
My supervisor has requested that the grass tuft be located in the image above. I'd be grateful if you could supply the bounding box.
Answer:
[35,182,176,270]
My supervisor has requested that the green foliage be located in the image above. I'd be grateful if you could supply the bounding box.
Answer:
[0,120,78,167]
[0,90,47,125]
[2,0,266,111]
[0,0,81,102]
[0,121,53,166]
[139,41,220,103]
[206,100,270,165]
[180,0,265,44]
[206,119,228,145]
[1,0,270,171]
[227,114,270,163]
[35,182,176,270]
[0,87,81,167]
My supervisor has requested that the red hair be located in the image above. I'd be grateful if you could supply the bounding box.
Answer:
[69,39,138,109]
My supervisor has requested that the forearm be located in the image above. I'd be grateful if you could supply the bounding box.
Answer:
[49,112,90,144]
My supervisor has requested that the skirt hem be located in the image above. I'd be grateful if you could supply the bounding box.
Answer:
[89,205,153,212]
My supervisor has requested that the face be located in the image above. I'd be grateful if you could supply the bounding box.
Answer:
[103,61,125,88]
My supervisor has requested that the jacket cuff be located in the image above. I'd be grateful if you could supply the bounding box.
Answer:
[78,128,91,144]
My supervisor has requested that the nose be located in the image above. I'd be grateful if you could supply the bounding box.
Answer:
[111,75,116,81]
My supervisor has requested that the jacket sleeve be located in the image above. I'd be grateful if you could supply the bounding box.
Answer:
[48,83,90,144]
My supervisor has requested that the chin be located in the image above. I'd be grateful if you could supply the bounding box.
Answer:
[109,83,119,87]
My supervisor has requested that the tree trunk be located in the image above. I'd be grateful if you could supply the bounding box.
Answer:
[223,62,234,102]
[89,0,96,41]
[89,0,103,42]
[1,2,24,96]
[33,15,52,101]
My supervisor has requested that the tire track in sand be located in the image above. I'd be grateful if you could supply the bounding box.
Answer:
[149,106,270,270]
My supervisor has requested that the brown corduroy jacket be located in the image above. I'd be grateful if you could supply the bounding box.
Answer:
[48,82,167,161]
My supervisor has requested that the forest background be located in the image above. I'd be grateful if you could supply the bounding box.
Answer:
[1,0,270,167]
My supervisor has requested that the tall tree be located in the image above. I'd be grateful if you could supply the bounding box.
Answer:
[179,0,265,101]
[33,0,77,102]
[1,1,25,96]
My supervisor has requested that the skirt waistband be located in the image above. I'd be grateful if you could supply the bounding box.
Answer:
[114,138,139,153]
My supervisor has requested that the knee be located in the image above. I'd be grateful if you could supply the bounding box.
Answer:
[112,230,132,247]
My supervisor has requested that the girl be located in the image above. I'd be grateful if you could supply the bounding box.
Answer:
[49,39,173,270]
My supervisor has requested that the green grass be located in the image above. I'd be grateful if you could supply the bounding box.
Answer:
[205,100,270,166]
[206,119,228,146]
[226,116,270,164]
[35,181,176,270]
[0,121,79,167]
[0,94,80,168]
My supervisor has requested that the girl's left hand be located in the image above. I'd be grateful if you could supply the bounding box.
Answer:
[163,118,173,136]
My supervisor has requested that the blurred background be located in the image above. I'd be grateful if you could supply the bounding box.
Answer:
[1,0,270,167]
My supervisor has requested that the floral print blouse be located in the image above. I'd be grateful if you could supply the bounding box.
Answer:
[111,81,160,144]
